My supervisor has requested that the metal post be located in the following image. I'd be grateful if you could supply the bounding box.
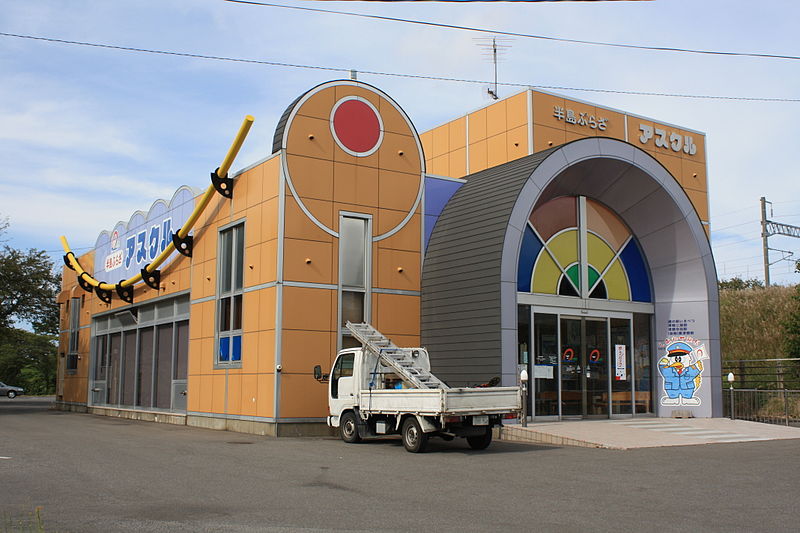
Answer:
[520,368,529,427]
[522,382,528,427]
[727,372,735,420]
[761,196,771,287]
[784,388,789,427]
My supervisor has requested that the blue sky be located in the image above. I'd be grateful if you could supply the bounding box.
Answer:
[2,0,799,285]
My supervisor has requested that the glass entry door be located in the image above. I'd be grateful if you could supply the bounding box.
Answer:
[559,317,609,417]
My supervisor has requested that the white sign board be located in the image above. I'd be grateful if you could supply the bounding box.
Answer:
[534,365,554,379]
[615,344,627,381]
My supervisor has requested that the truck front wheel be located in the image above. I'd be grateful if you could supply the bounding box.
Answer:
[401,417,428,453]
[340,412,361,443]
[466,427,493,450]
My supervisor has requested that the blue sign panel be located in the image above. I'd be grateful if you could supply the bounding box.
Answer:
[93,186,198,283]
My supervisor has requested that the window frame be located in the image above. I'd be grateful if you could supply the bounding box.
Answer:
[215,220,245,368]
[337,213,372,351]
[66,297,81,373]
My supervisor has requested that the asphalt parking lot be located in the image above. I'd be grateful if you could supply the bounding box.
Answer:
[1,396,798,532]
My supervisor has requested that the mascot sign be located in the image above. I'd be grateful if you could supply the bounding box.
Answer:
[657,337,708,407]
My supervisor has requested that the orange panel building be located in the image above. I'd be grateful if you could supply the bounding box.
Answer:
[56,80,721,432]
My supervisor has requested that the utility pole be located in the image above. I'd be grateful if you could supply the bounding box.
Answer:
[761,196,770,287]
[760,196,800,286]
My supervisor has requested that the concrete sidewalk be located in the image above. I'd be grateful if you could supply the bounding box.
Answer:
[498,417,800,449]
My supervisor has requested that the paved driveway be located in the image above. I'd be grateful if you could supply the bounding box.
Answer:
[1,397,798,532]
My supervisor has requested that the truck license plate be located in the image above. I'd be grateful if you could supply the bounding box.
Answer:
[473,415,488,426]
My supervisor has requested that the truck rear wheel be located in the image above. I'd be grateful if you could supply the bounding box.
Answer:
[401,417,428,453]
[340,412,361,443]
[466,427,492,450]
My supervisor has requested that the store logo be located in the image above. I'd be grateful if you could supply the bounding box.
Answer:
[639,124,697,156]
[657,336,708,407]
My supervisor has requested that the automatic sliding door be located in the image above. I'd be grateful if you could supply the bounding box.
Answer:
[559,318,583,416]
[584,319,609,417]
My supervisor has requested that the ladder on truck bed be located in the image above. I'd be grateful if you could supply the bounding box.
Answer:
[346,322,449,390]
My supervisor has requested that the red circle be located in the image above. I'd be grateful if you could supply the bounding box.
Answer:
[332,99,381,154]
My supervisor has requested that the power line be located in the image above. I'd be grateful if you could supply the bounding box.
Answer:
[2,31,800,103]
[225,0,800,62]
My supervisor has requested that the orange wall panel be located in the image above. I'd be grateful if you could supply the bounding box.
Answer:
[256,373,275,418]
[684,188,709,221]
[448,147,467,178]
[448,117,467,150]
[376,248,421,292]
[431,124,449,158]
[283,238,334,285]
[532,124,566,153]
[282,286,334,332]
[240,332,260,374]
[211,374,226,414]
[262,155,281,201]
[374,293,420,337]
[377,212,421,253]
[285,115,335,159]
[279,373,328,418]
[486,99,507,138]
[280,329,334,374]
[296,86,335,121]
[258,330,276,374]
[198,374,213,413]
[285,155,334,202]
[428,154,448,177]
[468,140,488,173]
[681,158,708,194]
[240,374,259,417]
[227,373,242,416]
[257,287,277,332]
[506,91,529,130]
[333,162,379,207]
[284,194,334,243]
[486,133,508,169]
[377,132,422,175]
[378,170,421,213]
[187,375,201,412]
[468,108,487,144]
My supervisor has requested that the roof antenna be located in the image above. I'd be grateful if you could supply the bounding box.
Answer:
[475,36,512,100]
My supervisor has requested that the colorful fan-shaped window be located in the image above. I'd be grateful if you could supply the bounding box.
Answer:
[517,196,652,302]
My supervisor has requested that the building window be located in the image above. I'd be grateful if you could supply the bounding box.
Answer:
[517,196,652,302]
[339,215,370,348]
[217,223,244,365]
[67,297,80,372]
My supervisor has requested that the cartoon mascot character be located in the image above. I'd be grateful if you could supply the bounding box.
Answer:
[658,341,707,406]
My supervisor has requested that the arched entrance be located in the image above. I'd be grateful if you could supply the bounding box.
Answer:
[517,195,655,419]
[423,137,721,419]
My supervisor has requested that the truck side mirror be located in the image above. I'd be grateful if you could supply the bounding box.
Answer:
[313,365,322,380]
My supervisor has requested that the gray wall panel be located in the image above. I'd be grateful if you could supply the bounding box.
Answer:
[423,151,553,387]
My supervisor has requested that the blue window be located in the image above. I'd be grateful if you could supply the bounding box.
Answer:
[217,223,244,366]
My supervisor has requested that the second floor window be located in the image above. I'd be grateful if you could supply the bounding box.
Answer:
[217,223,244,365]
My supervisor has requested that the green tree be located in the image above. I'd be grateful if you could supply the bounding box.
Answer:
[0,246,60,335]
[0,328,57,394]
[0,217,60,394]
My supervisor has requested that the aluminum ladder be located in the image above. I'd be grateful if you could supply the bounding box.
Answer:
[345,322,449,390]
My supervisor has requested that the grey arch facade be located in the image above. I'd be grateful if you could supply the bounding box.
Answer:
[422,137,721,418]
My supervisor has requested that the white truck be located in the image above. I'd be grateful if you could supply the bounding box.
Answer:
[315,322,521,453]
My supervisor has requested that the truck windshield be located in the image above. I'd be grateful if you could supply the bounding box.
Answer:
[331,353,355,399]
